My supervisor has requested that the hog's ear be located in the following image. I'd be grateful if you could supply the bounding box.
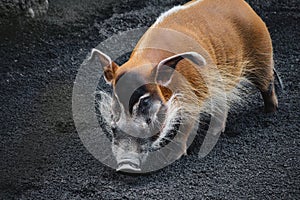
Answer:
[154,52,206,86]
[90,48,119,84]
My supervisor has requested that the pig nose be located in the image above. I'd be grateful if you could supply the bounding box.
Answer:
[116,153,141,173]
[116,162,141,173]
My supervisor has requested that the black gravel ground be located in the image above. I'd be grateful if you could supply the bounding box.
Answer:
[0,0,299,199]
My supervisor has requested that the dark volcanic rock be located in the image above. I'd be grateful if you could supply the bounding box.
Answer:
[0,0,49,18]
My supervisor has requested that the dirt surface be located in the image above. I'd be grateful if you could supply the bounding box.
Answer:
[0,0,299,199]
[0,0,49,18]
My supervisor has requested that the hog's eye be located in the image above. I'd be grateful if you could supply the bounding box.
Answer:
[138,96,152,115]
[140,96,151,107]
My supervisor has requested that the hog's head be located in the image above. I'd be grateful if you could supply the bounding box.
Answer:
[91,49,206,172]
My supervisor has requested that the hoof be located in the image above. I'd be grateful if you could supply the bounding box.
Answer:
[264,104,278,113]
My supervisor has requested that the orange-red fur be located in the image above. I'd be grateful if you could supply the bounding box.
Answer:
[107,0,277,112]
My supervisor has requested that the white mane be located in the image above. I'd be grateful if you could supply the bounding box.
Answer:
[154,0,203,25]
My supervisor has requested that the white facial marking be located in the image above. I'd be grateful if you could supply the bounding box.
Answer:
[132,93,151,115]
[142,122,148,128]
[139,93,151,100]
[151,93,181,148]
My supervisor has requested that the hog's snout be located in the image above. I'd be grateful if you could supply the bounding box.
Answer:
[116,153,141,172]
[112,135,145,173]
